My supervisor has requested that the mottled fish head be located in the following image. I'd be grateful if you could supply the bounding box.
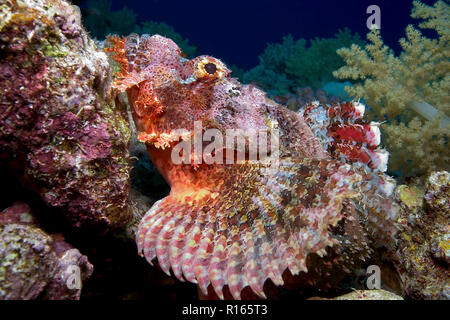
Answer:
[107,34,277,152]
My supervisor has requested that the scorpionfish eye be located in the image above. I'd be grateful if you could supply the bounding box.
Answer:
[192,56,230,80]
[204,63,217,74]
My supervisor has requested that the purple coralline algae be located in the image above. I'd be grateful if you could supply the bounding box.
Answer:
[0,0,131,229]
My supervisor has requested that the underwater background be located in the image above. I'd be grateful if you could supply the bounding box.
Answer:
[0,0,448,300]
[74,0,435,69]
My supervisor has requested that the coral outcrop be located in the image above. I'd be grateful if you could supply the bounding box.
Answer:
[394,171,449,299]
[334,0,449,179]
[0,202,93,300]
[0,0,131,229]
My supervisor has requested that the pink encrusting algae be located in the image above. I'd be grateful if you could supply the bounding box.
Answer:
[107,34,400,299]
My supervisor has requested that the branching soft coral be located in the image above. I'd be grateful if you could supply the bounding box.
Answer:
[333,0,449,179]
[243,28,363,96]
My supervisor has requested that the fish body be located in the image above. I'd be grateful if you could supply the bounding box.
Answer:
[106,34,399,299]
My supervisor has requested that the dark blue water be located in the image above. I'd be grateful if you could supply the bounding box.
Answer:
[77,0,438,69]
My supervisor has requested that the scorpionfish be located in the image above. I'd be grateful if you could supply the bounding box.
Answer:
[107,34,400,299]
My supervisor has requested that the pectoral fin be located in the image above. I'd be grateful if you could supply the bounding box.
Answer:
[136,158,361,299]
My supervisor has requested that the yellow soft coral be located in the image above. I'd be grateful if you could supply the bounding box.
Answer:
[333,0,449,179]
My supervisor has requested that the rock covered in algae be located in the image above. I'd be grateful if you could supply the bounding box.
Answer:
[395,171,449,299]
[0,0,131,229]
[0,202,93,300]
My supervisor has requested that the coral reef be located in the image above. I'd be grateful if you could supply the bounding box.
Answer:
[0,202,93,300]
[0,0,131,229]
[394,171,449,299]
[0,0,446,302]
[334,0,449,179]
[243,28,364,96]
[107,33,400,299]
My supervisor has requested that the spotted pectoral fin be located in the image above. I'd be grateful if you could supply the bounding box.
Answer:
[136,158,361,299]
